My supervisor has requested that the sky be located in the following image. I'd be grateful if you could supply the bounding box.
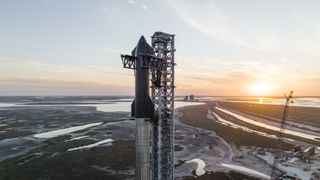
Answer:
[0,0,320,96]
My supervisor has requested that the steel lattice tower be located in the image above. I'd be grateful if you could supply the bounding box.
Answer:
[151,32,175,180]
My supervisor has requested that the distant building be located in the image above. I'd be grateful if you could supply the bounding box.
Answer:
[184,96,188,101]
[257,148,266,155]
[189,95,194,100]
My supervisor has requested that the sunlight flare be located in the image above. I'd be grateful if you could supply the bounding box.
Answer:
[247,82,274,96]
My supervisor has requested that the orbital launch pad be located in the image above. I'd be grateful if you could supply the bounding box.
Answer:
[121,32,175,180]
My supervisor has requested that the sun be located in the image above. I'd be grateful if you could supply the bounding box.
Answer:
[247,83,274,96]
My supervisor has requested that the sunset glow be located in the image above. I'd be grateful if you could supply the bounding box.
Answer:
[247,83,275,96]
[0,0,319,96]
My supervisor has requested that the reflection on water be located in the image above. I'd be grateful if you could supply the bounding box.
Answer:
[226,97,320,108]
[259,97,263,104]
[220,163,270,179]
[93,102,131,112]
[34,122,103,138]
[92,101,204,112]
[215,107,320,141]
[0,103,15,107]
[209,110,278,140]
[67,138,114,151]
[0,101,204,113]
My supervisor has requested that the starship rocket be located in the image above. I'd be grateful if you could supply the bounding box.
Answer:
[130,36,155,180]
[122,32,175,180]
[131,36,155,119]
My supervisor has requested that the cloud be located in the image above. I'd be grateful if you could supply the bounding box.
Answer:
[0,58,134,95]
[175,54,315,82]
[101,6,121,20]
[173,54,320,96]
[175,54,261,74]
[0,78,131,95]
[274,77,320,96]
[127,0,135,4]
[0,57,134,95]
[165,0,320,53]
[165,0,260,49]
[142,5,147,10]
[175,70,257,96]
[1,56,319,96]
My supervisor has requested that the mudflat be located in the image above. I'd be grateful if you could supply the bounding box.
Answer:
[217,101,320,127]
[179,104,294,149]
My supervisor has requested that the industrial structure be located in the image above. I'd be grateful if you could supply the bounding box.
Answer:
[270,91,293,180]
[121,32,175,180]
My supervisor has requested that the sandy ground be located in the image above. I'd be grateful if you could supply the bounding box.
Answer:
[213,102,320,146]
[176,106,274,179]
[179,102,320,179]
[174,109,233,178]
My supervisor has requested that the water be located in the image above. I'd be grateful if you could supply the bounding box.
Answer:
[186,158,206,176]
[67,138,114,151]
[0,101,204,113]
[0,103,15,107]
[66,135,89,142]
[209,110,278,140]
[94,101,204,112]
[225,97,320,108]
[220,163,270,179]
[34,122,103,138]
[215,107,320,141]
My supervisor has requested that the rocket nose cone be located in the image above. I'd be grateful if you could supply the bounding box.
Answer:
[132,35,154,56]
[137,36,149,48]
[139,36,147,43]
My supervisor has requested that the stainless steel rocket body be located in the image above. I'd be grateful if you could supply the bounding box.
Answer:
[130,36,154,180]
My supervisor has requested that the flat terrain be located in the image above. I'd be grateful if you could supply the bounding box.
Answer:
[0,140,135,180]
[182,171,260,180]
[179,102,320,180]
[0,98,261,179]
[0,104,136,180]
[217,101,320,127]
[180,104,294,149]
[2,97,318,179]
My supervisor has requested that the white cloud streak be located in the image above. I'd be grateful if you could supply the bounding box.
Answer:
[165,0,320,54]
[127,0,135,4]
[0,58,134,95]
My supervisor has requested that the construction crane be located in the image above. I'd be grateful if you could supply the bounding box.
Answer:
[270,91,293,180]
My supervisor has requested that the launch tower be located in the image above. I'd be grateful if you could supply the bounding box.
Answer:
[121,32,175,180]
[151,32,175,180]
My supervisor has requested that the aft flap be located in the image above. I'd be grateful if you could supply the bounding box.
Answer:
[131,99,135,117]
